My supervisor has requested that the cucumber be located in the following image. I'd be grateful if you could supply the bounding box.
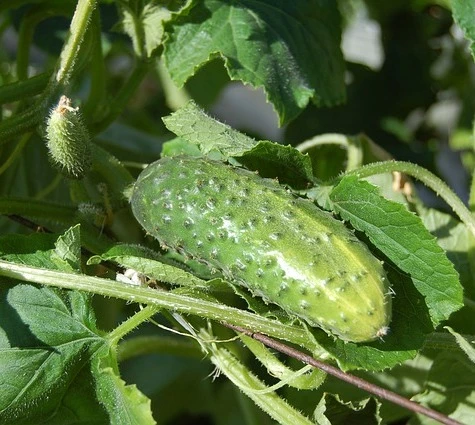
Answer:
[131,156,392,342]
[46,95,91,179]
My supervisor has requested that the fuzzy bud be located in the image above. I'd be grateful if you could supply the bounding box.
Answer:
[46,95,91,179]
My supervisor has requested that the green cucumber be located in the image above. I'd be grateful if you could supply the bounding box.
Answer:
[46,95,91,179]
[131,156,392,342]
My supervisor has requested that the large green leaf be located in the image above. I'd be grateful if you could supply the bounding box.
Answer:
[0,282,108,424]
[0,229,155,425]
[330,176,463,327]
[164,0,346,124]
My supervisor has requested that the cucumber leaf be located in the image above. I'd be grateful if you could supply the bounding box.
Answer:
[419,208,475,301]
[330,176,463,327]
[164,0,345,124]
[117,1,172,58]
[235,141,315,189]
[162,101,258,157]
[0,282,109,425]
[0,229,155,424]
[162,101,314,186]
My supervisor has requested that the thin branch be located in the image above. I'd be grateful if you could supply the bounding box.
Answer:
[6,214,52,233]
[224,323,463,425]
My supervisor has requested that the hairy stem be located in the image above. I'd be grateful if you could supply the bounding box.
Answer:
[91,61,150,133]
[0,73,49,105]
[297,133,363,172]
[202,328,315,425]
[52,0,96,89]
[0,0,96,143]
[108,305,160,344]
[343,160,475,238]
[0,260,311,347]
[224,324,462,425]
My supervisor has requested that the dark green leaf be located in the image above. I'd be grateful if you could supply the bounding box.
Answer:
[330,176,463,327]
[164,0,345,124]
[235,141,314,189]
[0,282,107,424]
[0,230,155,424]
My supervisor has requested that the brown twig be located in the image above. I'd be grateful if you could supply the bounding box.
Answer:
[224,323,463,425]
[7,214,52,233]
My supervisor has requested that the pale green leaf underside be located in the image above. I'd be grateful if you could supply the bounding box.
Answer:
[162,100,257,157]
[162,101,314,186]
[164,0,345,124]
[330,176,463,326]
[118,2,171,58]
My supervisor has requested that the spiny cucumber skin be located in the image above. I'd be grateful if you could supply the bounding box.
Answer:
[131,156,392,343]
[46,96,91,179]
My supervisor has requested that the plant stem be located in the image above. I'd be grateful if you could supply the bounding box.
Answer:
[16,6,68,81]
[424,331,475,351]
[224,323,463,425]
[0,73,50,105]
[470,168,475,212]
[82,8,107,120]
[0,197,77,224]
[0,260,311,347]
[53,0,96,89]
[0,107,42,144]
[296,133,363,171]
[343,160,475,238]
[91,61,150,134]
[0,133,31,175]
[108,305,160,344]
[202,328,315,425]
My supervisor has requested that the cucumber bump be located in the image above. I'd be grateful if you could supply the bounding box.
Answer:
[131,156,392,342]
